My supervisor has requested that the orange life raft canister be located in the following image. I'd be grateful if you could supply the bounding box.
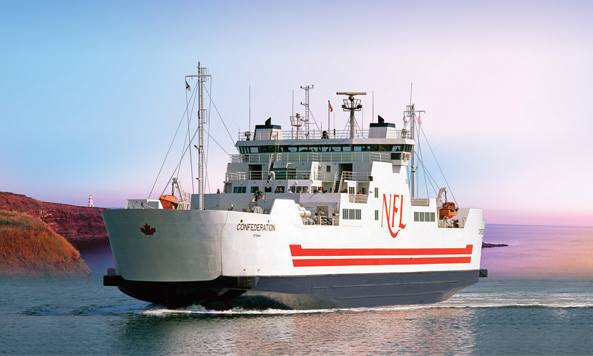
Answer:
[439,202,457,219]
[159,195,179,210]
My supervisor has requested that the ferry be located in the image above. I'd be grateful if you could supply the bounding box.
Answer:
[103,63,485,309]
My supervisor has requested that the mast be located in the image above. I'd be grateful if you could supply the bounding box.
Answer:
[337,92,366,139]
[300,85,314,138]
[410,103,417,198]
[404,83,425,199]
[197,62,210,210]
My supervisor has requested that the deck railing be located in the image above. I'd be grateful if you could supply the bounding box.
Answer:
[348,194,369,204]
[225,170,372,182]
[238,128,412,141]
[230,151,393,164]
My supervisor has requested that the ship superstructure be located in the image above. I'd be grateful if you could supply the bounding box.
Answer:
[103,64,485,309]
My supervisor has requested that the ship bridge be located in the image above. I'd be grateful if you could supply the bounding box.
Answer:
[197,115,417,226]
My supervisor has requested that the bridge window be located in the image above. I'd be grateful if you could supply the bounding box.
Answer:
[233,186,247,193]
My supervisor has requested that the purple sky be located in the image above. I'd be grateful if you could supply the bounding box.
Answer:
[1,1,592,226]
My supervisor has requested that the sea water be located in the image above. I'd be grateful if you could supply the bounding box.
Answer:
[1,224,592,355]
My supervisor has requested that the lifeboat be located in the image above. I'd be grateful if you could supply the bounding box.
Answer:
[439,201,457,219]
[159,194,179,210]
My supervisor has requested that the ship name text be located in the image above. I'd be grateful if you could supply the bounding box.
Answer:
[236,221,276,232]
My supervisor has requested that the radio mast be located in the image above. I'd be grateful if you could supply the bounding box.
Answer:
[184,63,212,210]
[300,85,314,138]
[403,83,425,199]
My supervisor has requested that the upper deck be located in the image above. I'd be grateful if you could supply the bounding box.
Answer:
[236,120,415,153]
[237,128,413,142]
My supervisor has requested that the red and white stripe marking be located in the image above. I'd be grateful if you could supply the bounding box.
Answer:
[289,244,473,267]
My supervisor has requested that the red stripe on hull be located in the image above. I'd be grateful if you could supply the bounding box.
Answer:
[292,256,472,267]
[289,244,473,257]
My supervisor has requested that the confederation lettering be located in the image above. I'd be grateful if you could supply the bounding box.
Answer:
[236,222,276,232]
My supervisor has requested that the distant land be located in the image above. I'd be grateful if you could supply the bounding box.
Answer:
[0,192,107,242]
[0,192,108,277]
[482,242,509,248]
[0,210,89,277]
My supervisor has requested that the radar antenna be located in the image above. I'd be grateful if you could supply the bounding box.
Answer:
[336,92,366,138]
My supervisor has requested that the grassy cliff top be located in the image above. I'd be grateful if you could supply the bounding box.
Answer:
[0,210,90,277]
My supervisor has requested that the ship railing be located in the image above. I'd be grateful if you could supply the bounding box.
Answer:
[238,129,414,141]
[225,170,372,182]
[348,194,369,204]
[230,152,393,164]
[225,170,313,181]
[238,129,369,141]
[341,171,372,182]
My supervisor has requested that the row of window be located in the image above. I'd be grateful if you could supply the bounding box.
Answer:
[232,186,247,193]
[342,209,362,220]
[414,211,436,222]
[239,144,413,154]
[232,185,310,194]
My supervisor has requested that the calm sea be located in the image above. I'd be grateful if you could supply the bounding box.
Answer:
[1,224,592,355]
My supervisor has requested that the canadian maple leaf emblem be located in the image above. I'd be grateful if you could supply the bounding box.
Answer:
[140,224,156,236]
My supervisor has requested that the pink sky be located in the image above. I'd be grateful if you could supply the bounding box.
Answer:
[1,1,592,226]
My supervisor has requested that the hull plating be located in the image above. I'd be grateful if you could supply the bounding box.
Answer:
[106,270,479,309]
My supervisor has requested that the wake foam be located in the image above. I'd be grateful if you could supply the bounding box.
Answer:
[140,298,593,317]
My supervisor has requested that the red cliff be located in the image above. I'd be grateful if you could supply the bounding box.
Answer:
[0,192,107,242]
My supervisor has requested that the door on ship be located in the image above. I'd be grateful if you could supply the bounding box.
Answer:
[248,164,262,180]
[334,163,353,192]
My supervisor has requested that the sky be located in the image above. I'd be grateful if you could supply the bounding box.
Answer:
[1,0,592,226]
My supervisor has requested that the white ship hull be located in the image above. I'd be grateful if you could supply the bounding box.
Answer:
[104,197,483,308]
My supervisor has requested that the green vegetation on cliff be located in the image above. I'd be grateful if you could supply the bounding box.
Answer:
[0,210,90,277]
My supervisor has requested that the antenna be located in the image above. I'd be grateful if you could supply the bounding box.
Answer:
[248,85,252,136]
[336,91,366,139]
[290,113,304,139]
[299,85,314,138]
[372,91,375,123]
